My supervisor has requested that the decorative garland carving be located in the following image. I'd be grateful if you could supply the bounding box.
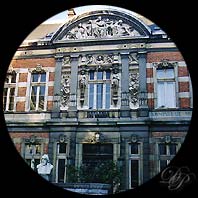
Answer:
[153,59,177,69]
[60,75,70,107]
[129,73,139,105]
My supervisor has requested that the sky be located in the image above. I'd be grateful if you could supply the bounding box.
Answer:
[43,5,148,24]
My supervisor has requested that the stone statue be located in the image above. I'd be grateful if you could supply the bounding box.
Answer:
[79,71,87,90]
[36,154,53,181]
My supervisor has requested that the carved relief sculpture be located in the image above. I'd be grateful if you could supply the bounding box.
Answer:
[129,73,139,105]
[60,76,70,107]
[62,16,141,40]
[79,54,114,66]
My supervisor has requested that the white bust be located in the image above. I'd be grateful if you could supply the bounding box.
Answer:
[36,154,53,180]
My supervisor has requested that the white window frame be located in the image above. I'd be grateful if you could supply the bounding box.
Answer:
[128,142,143,189]
[88,70,111,110]
[3,71,18,111]
[28,70,49,111]
[157,142,180,172]
[153,62,178,109]
[55,142,68,183]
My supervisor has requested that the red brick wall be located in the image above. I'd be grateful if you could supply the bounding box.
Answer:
[147,83,154,93]
[147,52,184,63]
[18,87,27,97]
[49,72,55,81]
[16,101,25,111]
[9,132,49,155]
[47,101,53,111]
[11,58,55,68]
[146,68,153,78]
[180,98,190,108]
[19,73,28,82]
[179,82,189,92]
[178,67,189,77]
[48,86,54,96]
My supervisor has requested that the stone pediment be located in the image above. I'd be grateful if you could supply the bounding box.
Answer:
[52,10,151,43]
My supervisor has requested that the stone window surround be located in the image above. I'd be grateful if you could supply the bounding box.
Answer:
[26,66,49,112]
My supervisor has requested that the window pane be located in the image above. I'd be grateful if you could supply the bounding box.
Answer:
[38,86,45,110]
[97,84,103,109]
[131,160,139,187]
[30,86,37,110]
[39,86,45,95]
[97,71,103,80]
[83,144,113,167]
[58,143,66,154]
[166,82,176,107]
[58,159,65,183]
[105,83,110,109]
[9,88,15,110]
[157,69,166,79]
[25,144,41,155]
[131,143,139,154]
[169,144,177,155]
[165,69,174,78]
[160,160,168,171]
[39,96,45,110]
[159,144,166,155]
[40,73,46,82]
[89,71,94,80]
[106,70,111,79]
[32,74,39,82]
[157,69,174,79]
[157,82,165,107]
[89,84,94,109]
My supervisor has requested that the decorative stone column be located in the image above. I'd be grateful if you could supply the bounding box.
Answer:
[138,51,148,117]
[68,54,79,118]
[52,55,63,118]
[120,52,130,117]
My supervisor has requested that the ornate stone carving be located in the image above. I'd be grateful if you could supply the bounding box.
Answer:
[79,54,115,65]
[32,64,45,74]
[79,70,87,105]
[111,70,120,105]
[62,16,141,40]
[62,56,70,66]
[129,53,138,64]
[60,75,70,107]
[153,59,177,69]
[129,73,139,105]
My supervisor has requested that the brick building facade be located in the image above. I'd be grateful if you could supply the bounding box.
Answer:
[3,7,192,194]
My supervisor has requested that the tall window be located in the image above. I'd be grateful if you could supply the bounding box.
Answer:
[24,143,42,171]
[30,72,46,111]
[129,142,142,188]
[157,68,176,108]
[3,71,16,111]
[158,143,178,171]
[88,70,111,109]
[56,142,67,183]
